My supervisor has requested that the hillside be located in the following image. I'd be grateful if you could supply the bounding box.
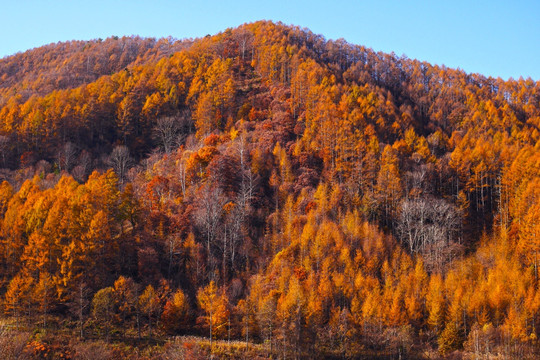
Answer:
[0,21,539,359]
[0,36,190,102]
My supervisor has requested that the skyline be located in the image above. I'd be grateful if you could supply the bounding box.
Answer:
[2,0,539,80]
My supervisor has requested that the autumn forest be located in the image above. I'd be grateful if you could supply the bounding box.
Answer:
[0,21,539,359]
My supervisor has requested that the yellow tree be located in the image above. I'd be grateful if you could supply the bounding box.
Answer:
[426,274,446,333]
[139,284,161,337]
[0,180,13,217]
[438,321,462,355]
[276,274,310,357]
[517,198,540,280]
[4,274,34,326]
[161,288,191,334]
[255,289,279,352]
[92,286,115,342]
[403,259,428,326]
[20,232,54,279]
[197,281,230,348]
[113,276,137,338]
[375,145,402,227]
[34,272,55,329]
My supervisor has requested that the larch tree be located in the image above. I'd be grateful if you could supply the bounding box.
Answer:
[197,280,230,350]
[92,287,115,342]
[139,284,161,337]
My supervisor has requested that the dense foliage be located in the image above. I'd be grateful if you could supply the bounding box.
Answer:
[0,21,539,359]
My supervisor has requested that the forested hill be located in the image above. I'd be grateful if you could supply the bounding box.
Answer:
[0,36,190,102]
[0,21,539,359]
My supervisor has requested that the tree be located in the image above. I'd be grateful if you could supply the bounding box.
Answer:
[518,201,540,280]
[4,274,33,327]
[256,291,278,352]
[197,281,230,351]
[153,113,190,154]
[397,197,461,270]
[139,284,161,337]
[426,274,446,333]
[0,135,10,167]
[69,282,91,339]
[161,288,191,334]
[72,150,92,182]
[108,145,132,184]
[438,321,463,355]
[276,276,308,358]
[113,276,137,338]
[0,181,13,217]
[375,145,402,227]
[56,142,78,172]
[233,27,253,61]
[92,287,115,342]
[194,185,227,271]
[34,272,55,329]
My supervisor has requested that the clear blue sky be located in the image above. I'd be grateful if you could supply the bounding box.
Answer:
[2,0,539,80]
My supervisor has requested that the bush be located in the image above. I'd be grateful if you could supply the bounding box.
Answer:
[0,327,31,360]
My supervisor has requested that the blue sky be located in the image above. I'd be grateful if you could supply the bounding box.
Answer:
[2,0,539,80]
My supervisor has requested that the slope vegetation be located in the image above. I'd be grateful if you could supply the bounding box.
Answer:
[0,21,539,358]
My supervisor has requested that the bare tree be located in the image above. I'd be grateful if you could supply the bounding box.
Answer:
[166,233,182,279]
[233,27,253,61]
[108,145,133,184]
[57,142,78,172]
[398,198,430,254]
[69,282,91,339]
[72,150,92,182]
[231,134,257,270]
[176,150,193,197]
[0,135,9,168]
[194,185,227,272]
[153,111,193,153]
[397,197,461,269]
[404,167,428,197]
[154,116,181,154]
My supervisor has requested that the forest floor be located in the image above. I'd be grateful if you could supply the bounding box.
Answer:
[0,316,437,359]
